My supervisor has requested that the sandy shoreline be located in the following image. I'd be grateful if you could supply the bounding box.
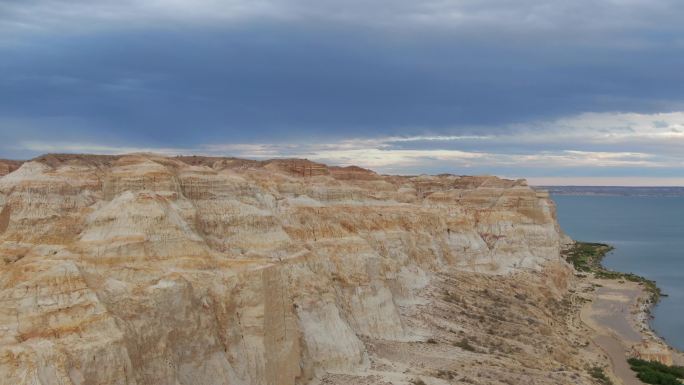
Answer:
[579,276,684,384]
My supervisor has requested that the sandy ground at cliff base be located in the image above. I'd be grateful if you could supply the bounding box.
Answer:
[580,277,684,385]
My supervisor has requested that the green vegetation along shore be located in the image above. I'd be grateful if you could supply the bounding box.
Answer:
[564,241,681,385]
[628,358,684,385]
[563,241,664,304]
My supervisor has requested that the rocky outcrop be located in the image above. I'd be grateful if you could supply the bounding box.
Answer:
[632,341,674,366]
[0,153,603,385]
[0,159,22,177]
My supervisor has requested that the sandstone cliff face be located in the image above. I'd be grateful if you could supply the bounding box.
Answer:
[0,154,594,385]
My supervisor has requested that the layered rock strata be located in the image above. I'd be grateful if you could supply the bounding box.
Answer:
[0,160,22,177]
[0,154,605,385]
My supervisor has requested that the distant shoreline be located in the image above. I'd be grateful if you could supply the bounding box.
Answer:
[540,186,684,197]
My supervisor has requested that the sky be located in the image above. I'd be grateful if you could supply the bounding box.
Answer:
[1,0,684,185]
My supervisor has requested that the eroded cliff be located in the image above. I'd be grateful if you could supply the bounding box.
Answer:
[0,154,607,385]
[0,160,22,178]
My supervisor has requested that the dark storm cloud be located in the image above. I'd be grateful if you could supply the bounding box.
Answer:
[2,23,683,138]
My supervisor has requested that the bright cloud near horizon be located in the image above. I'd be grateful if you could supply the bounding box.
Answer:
[2,1,684,185]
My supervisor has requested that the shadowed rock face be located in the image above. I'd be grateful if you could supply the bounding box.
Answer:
[0,153,585,385]
[0,160,22,177]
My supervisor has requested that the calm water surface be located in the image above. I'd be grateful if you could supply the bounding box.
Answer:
[553,195,684,351]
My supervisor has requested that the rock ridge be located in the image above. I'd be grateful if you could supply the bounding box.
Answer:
[0,153,600,385]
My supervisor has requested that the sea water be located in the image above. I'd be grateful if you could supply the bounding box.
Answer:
[553,195,684,351]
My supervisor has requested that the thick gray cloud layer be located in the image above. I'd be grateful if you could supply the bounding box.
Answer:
[1,0,684,183]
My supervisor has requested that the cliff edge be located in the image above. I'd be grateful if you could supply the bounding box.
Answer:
[0,154,608,385]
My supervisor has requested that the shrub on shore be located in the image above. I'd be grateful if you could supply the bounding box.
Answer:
[627,358,684,385]
[562,241,663,303]
[564,242,614,272]
[588,366,614,385]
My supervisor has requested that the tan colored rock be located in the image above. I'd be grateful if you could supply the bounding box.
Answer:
[0,153,602,385]
[632,341,674,366]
